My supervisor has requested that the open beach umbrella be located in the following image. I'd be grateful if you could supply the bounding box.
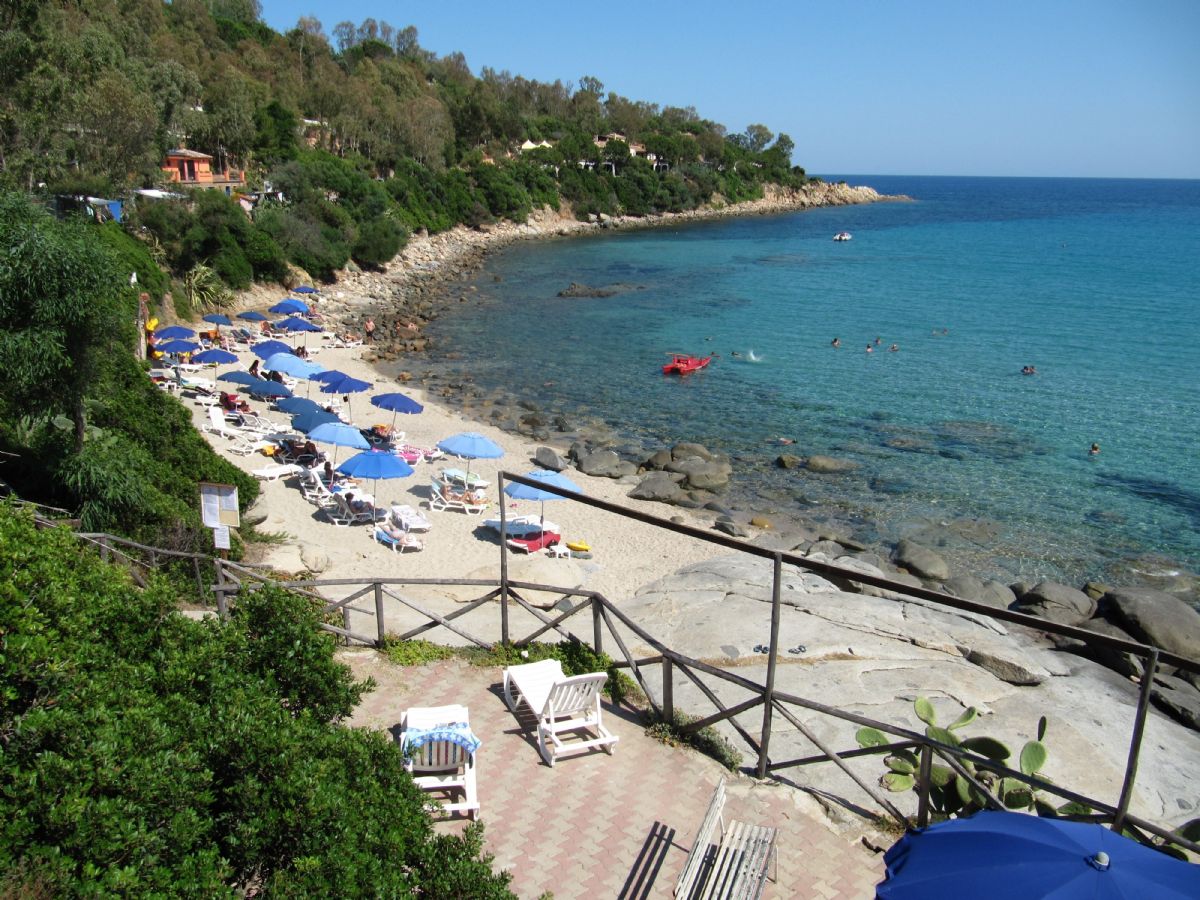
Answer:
[370,391,424,435]
[275,316,321,333]
[291,408,340,433]
[202,313,233,327]
[270,298,309,315]
[263,352,325,379]
[219,371,261,386]
[308,420,370,465]
[244,379,293,399]
[156,339,201,355]
[337,450,414,507]
[319,373,371,418]
[504,469,581,527]
[154,325,195,340]
[277,396,324,415]
[315,369,349,384]
[191,348,238,365]
[437,432,504,479]
[237,311,268,322]
[293,285,318,294]
[877,810,1200,899]
[252,340,293,360]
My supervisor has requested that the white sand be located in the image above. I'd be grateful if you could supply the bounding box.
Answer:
[185,340,724,611]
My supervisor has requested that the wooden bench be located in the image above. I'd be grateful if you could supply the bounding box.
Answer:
[675,780,777,899]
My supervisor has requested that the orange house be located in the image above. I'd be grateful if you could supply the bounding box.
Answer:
[161,149,245,193]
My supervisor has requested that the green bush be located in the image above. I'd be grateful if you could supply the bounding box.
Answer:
[0,508,515,896]
[93,222,171,301]
[351,216,407,268]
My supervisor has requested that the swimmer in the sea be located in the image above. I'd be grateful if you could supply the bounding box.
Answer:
[1089,443,1100,456]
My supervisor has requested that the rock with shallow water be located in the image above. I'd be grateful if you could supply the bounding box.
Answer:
[892,539,951,581]
[1015,581,1096,627]
[804,455,859,474]
[1102,587,1200,660]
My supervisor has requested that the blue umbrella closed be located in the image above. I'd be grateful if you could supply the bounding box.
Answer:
[277,396,324,415]
[203,313,233,326]
[156,339,201,355]
[191,348,238,365]
[877,810,1200,899]
[308,420,371,464]
[275,316,322,333]
[504,469,581,526]
[270,298,309,315]
[154,325,195,340]
[252,340,293,360]
[291,409,340,433]
[293,285,318,294]
[237,311,268,322]
[219,371,261,386]
[244,379,293,399]
[264,352,325,379]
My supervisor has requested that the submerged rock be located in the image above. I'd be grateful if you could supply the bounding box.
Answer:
[892,539,951,581]
[804,455,859,474]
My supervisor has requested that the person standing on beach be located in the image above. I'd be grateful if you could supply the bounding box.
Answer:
[364,317,376,342]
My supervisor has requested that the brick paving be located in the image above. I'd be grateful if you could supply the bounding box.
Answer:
[344,652,885,899]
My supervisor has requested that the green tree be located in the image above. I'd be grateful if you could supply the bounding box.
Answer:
[0,194,127,452]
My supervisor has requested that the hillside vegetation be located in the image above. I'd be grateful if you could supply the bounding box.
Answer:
[2,1,805,290]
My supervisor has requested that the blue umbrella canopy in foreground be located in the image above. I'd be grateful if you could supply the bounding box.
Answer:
[437,432,504,460]
[503,469,581,526]
[244,379,293,399]
[252,340,293,360]
[263,352,325,379]
[191,348,238,365]
[154,325,195,340]
[877,810,1200,899]
[237,311,268,321]
[156,339,201,354]
[337,451,413,481]
[202,313,233,326]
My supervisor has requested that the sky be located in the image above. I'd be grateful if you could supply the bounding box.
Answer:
[258,0,1200,179]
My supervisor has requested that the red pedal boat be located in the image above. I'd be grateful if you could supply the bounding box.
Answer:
[663,353,713,375]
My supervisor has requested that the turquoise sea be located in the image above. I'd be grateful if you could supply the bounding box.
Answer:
[422,176,1200,586]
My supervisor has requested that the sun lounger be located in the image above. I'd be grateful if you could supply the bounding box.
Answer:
[506,531,562,554]
[400,704,480,820]
[252,463,302,482]
[374,526,424,552]
[502,659,617,766]
[390,504,431,532]
[428,479,489,516]
[482,513,560,536]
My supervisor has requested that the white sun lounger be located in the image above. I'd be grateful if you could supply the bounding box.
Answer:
[252,463,302,481]
[400,704,480,820]
[502,658,618,766]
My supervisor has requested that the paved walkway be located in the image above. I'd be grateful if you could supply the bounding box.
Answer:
[344,652,885,899]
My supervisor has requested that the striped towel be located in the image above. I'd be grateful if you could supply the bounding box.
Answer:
[401,723,481,755]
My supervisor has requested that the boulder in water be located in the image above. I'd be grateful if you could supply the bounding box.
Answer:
[892,539,951,581]
[1101,587,1200,660]
[1014,581,1096,627]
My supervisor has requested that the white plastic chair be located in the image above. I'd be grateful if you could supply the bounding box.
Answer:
[502,659,618,766]
[400,704,479,820]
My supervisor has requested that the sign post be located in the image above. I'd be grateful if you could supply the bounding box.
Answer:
[199,482,240,558]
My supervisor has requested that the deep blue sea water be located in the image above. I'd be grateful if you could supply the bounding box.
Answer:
[422,176,1200,585]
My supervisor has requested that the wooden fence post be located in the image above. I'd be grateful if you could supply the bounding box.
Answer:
[663,657,674,723]
[593,598,604,655]
[99,536,110,562]
[1113,647,1159,832]
[757,553,783,778]
[374,581,386,648]
[499,474,510,646]
[192,556,204,599]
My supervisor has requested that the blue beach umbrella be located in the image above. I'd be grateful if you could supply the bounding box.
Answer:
[337,450,414,507]
[202,313,233,327]
[219,371,261,386]
[503,469,581,527]
[308,420,371,464]
[315,369,349,385]
[156,339,201,355]
[437,432,504,480]
[154,325,195,340]
[277,396,324,415]
[270,298,309,315]
[275,316,322,333]
[244,379,293,399]
[263,352,325,379]
[252,340,293,360]
[191,348,238,365]
[370,391,424,434]
[319,374,371,395]
[877,810,1200,899]
[237,311,268,322]
[291,409,340,434]
[293,285,318,294]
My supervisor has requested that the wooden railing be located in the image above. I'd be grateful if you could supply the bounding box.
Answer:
[36,479,1200,853]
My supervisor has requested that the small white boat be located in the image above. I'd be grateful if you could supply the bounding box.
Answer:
[833,231,853,242]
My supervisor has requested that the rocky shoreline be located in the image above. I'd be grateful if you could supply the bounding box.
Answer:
[242,180,1200,736]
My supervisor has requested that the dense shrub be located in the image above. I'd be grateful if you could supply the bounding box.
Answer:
[0,509,515,897]
[351,216,406,268]
[93,221,171,301]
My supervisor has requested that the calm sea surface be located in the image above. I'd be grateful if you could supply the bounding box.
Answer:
[422,176,1200,585]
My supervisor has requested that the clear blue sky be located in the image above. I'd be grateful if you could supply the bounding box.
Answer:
[258,0,1200,178]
